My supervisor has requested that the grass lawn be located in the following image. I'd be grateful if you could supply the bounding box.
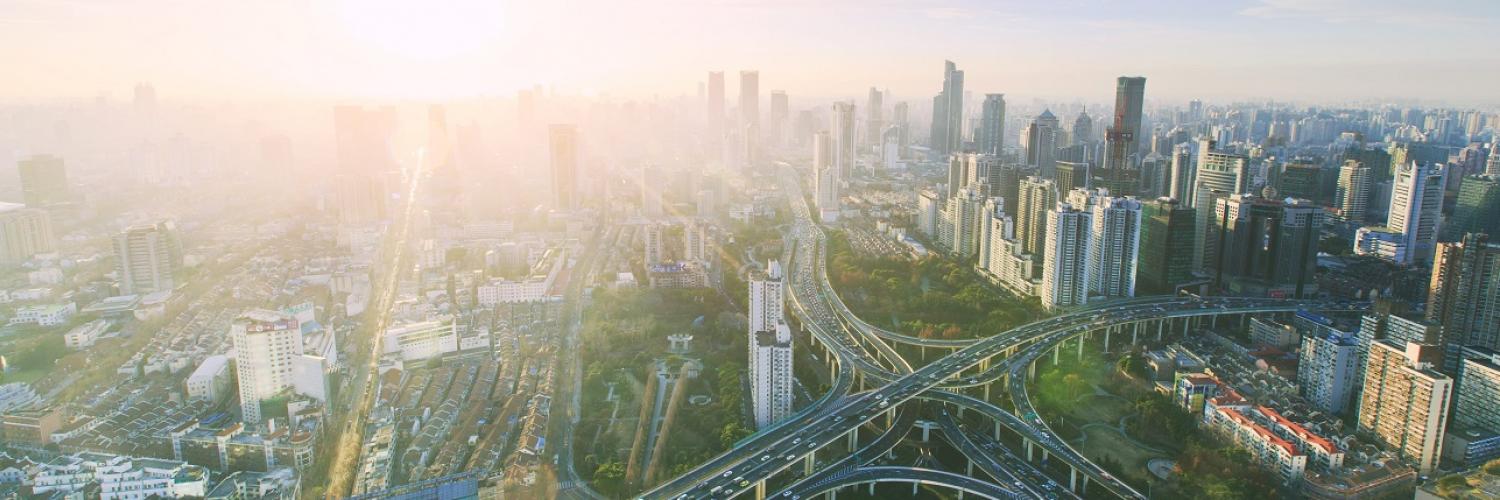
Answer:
[1076,425,1170,484]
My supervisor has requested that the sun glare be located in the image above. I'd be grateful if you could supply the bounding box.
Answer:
[336,0,506,60]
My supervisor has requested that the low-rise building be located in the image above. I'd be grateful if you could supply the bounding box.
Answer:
[185,355,231,402]
[206,467,300,499]
[8,302,75,326]
[64,319,110,349]
[31,452,209,499]
[1209,407,1309,484]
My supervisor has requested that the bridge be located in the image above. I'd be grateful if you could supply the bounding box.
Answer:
[635,166,1364,499]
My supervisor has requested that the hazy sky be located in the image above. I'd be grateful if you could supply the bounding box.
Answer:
[4,0,1498,105]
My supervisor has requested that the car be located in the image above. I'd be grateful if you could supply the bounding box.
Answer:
[737,478,750,487]
[786,453,797,461]
[761,454,770,462]
[723,471,733,478]
[792,438,802,444]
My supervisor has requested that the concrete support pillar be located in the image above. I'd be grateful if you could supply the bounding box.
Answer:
[966,459,973,476]
[1077,335,1084,361]
[1070,467,1078,492]
[1026,439,1034,461]
[869,482,875,495]
[982,382,990,401]
[1028,361,1037,380]
[1053,344,1060,365]
[994,421,1001,440]
[805,454,814,475]
[1104,327,1111,353]
[847,429,857,450]
[912,482,918,495]
[756,480,766,500]
[921,424,931,442]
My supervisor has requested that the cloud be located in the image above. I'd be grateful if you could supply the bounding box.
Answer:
[1237,0,1493,27]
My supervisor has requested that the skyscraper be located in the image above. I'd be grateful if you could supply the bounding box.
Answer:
[1387,162,1446,264]
[978,94,1006,156]
[1209,194,1323,298]
[1357,340,1452,474]
[549,124,579,210]
[1042,202,1091,310]
[929,60,964,155]
[113,221,183,295]
[1298,326,1360,415]
[1443,175,1500,241]
[813,131,840,222]
[943,184,987,257]
[769,90,789,150]
[739,70,759,131]
[865,88,884,149]
[1168,144,1194,203]
[643,223,664,265]
[1017,176,1058,256]
[831,102,856,182]
[1334,160,1372,224]
[1089,194,1142,298]
[1072,112,1093,146]
[17,155,70,209]
[1428,234,1500,357]
[707,71,725,140]
[748,261,784,336]
[1193,138,1249,271]
[1024,110,1060,177]
[1101,77,1146,192]
[892,102,910,158]
[1137,197,1197,294]
[334,106,397,226]
[1277,159,1323,203]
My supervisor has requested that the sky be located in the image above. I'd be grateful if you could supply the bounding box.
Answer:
[3,0,1498,106]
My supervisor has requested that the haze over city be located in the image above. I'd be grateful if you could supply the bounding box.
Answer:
[2,1,1500,500]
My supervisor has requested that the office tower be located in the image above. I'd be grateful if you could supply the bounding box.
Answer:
[1055,161,1086,193]
[707,71,725,133]
[1017,176,1058,256]
[1357,340,1452,474]
[1387,162,1446,264]
[1072,112,1093,146]
[1334,160,1372,224]
[1042,202,1092,310]
[1089,194,1142,298]
[1137,198,1196,294]
[334,106,397,226]
[978,94,1006,155]
[943,185,987,257]
[916,189,942,237]
[1024,110,1060,177]
[1209,194,1322,298]
[1343,145,1394,184]
[813,132,840,223]
[642,223,664,265]
[1101,77,1146,191]
[113,221,182,295]
[748,260,784,335]
[0,203,56,264]
[831,102,856,182]
[1428,234,1500,358]
[991,161,1021,216]
[1443,175,1500,241]
[1193,139,1249,271]
[929,60,964,155]
[1277,159,1323,203]
[892,102,910,158]
[865,88,884,149]
[1138,153,1169,198]
[17,155,70,209]
[549,125,579,210]
[1168,144,1194,203]
[232,310,303,426]
[1298,329,1360,415]
[769,91,789,150]
[749,319,793,429]
[1357,300,1444,378]
[739,70,759,130]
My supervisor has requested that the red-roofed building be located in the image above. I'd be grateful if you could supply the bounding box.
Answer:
[1256,406,1345,470]
[1209,408,1308,484]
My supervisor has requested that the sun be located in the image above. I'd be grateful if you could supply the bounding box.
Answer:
[336,0,506,61]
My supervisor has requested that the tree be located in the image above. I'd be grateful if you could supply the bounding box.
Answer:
[1063,373,1085,399]
[942,325,962,339]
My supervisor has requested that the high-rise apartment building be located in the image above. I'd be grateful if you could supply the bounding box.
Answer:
[1193,139,1249,271]
[1042,202,1091,311]
[1089,194,1141,298]
[549,124,579,210]
[1455,351,1500,439]
[748,261,784,336]
[113,221,183,295]
[1428,233,1500,359]
[17,155,71,209]
[1137,198,1196,294]
[1017,176,1058,256]
[1357,340,1452,474]
[750,320,793,429]
[892,102,910,158]
[1298,327,1360,415]
[865,88,883,149]
[1387,162,1446,264]
[0,203,56,265]
[943,184,988,257]
[642,223,664,265]
[1335,160,1372,224]
[978,94,1006,156]
[916,189,941,238]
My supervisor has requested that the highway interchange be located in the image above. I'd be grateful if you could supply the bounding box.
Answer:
[637,166,1366,499]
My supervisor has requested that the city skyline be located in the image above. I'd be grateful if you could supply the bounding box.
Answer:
[2,0,1498,105]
